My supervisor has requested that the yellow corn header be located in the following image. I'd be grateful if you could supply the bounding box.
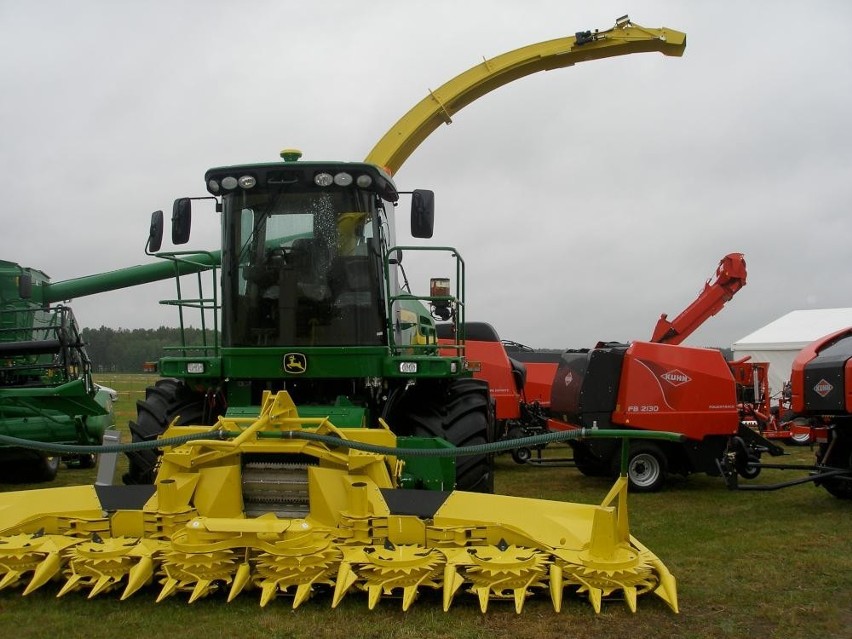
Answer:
[0,391,677,613]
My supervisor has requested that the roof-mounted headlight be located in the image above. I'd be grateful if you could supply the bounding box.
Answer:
[333,172,353,186]
[238,175,256,189]
[221,176,238,190]
[314,172,333,187]
[356,174,373,188]
[207,179,220,193]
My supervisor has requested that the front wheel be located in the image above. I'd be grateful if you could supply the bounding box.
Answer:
[387,378,494,493]
[123,379,212,485]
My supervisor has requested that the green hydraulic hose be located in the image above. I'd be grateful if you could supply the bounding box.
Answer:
[0,429,226,455]
[0,428,683,458]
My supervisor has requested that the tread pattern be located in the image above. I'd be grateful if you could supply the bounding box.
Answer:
[123,379,207,485]
[388,378,494,493]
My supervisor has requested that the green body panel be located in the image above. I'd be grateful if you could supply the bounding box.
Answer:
[396,436,456,490]
[0,260,50,309]
[0,383,112,446]
[160,349,462,381]
[0,379,105,417]
[224,401,367,428]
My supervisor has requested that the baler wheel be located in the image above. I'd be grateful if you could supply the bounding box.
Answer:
[123,379,208,485]
[622,444,667,493]
[387,378,494,493]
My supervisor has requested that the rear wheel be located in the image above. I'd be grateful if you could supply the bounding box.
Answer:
[572,443,611,477]
[387,378,494,493]
[620,443,667,493]
[33,454,60,482]
[817,432,852,499]
[122,379,211,485]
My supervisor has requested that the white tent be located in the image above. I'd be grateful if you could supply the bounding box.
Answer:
[732,308,852,394]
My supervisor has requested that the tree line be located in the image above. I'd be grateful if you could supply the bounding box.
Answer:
[81,326,217,373]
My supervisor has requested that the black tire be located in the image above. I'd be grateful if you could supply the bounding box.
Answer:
[0,451,58,483]
[817,433,852,500]
[511,446,532,464]
[505,427,531,465]
[620,443,667,493]
[64,453,97,469]
[736,453,762,480]
[572,443,610,477]
[33,454,60,482]
[387,378,494,493]
[122,379,210,485]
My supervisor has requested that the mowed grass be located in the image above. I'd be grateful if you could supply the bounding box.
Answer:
[1,374,850,639]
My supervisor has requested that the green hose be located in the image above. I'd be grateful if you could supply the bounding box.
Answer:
[0,429,226,455]
[0,428,683,458]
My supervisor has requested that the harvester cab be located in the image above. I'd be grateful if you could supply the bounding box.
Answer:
[156,154,439,351]
[125,151,491,493]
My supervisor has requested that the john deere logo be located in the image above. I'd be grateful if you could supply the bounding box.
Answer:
[283,353,307,374]
[814,379,833,398]
[661,369,691,387]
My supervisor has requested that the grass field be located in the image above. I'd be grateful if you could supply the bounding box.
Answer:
[0,374,849,639]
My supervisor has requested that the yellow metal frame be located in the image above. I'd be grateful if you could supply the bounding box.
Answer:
[0,391,678,613]
[366,16,686,174]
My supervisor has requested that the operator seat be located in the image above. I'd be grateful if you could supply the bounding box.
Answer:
[323,254,382,345]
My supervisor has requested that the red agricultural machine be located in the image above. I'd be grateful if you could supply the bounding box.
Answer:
[451,253,798,492]
[721,326,852,498]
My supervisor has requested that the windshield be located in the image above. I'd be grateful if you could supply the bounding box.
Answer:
[222,186,386,347]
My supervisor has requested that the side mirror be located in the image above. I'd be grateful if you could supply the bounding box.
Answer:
[172,198,192,245]
[147,210,164,253]
[411,189,434,239]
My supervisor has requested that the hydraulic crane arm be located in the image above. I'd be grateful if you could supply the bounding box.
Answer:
[651,253,748,345]
[365,15,686,174]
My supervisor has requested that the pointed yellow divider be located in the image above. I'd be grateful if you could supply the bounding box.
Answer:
[0,533,81,595]
[227,562,251,602]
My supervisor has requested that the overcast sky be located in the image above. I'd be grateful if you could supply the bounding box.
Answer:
[2,1,850,350]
